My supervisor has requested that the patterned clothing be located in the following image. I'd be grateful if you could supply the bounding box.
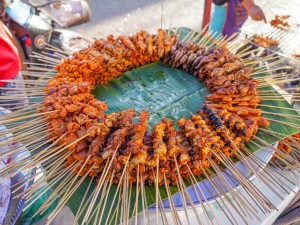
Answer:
[0,72,28,110]
[210,0,249,37]
[0,21,20,86]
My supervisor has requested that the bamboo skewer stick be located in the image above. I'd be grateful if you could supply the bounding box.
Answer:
[173,156,202,225]
[163,174,181,225]
[0,136,52,173]
[262,111,300,119]
[207,162,254,220]
[211,148,275,212]
[0,86,44,91]
[132,165,140,225]
[29,147,74,194]
[173,158,192,225]
[261,98,299,101]
[258,77,300,88]
[253,137,300,170]
[245,55,280,67]
[21,72,54,78]
[11,137,84,197]
[185,166,219,225]
[31,52,62,64]
[0,122,49,140]
[126,172,134,225]
[8,164,45,190]
[249,139,297,172]
[221,131,285,202]
[222,32,240,46]
[252,65,290,76]
[255,73,288,81]
[0,120,48,138]
[243,146,298,191]
[104,155,131,225]
[0,127,50,152]
[247,151,296,190]
[25,61,56,67]
[46,158,94,225]
[157,188,169,225]
[0,139,49,171]
[258,128,294,140]
[120,173,125,225]
[24,161,79,211]
[228,36,252,52]
[207,158,260,220]
[83,147,121,224]
[18,134,68,172]
[0,109,42,121]
[258,103,300,112]
[141,173,151,225]
[72,176,94,225]
[22,155,68,190]
[199,166,240,225]
[205,160,252,222]
[237,47,258,58]
[90,171,115,225]
[0,92,46,98]
[0,80,48,86]
[182,29,196,43]
[1,117,47,132]
[234,150,285,201]
[44,43,71,56]
[92,182,104,225]
[150,172,169,225]
[0,111,56,124]
[71,177,99,224]
[43,165,94,221]
[18,163,68,202]
[110,189,123,225]
[155,153,160,225]
[258,129,300,159]
[266,118,300,129]
[260,94,300,98]
[0,102,42,116]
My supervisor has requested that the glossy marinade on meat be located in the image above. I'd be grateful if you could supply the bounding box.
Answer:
[40,29,269,186]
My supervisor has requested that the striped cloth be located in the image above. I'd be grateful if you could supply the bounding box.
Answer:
[274,192,300,225]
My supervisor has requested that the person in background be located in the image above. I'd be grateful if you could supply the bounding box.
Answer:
[0,0,28,110]
[209,0,267,38]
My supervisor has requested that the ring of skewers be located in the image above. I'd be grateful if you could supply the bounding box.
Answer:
[40,28,270,187]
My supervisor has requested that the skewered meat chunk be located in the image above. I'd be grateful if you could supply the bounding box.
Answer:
[124,110,149,155]
[253,36,280,48]
[270,15,290,30]
[102,128,128,159]
[40,28,270,186]
[152,122,167,155]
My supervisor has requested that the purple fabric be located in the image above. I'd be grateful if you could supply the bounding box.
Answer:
[222,0,248,37]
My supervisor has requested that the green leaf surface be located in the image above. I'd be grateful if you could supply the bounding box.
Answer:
[65,64,300,225]
[61,28,300,224]
[92,62,209,130]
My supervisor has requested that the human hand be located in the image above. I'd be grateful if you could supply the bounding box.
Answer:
[248,5,267,23]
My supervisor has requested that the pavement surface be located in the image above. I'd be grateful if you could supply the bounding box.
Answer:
[70,0,205,36]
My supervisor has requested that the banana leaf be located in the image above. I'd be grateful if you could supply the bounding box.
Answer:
[48,28,300,224]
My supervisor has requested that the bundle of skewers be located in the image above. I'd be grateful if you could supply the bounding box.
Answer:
[241,13,300,113]
[1,27,300,225]
[270,15,291,30]
[241,14,300,61]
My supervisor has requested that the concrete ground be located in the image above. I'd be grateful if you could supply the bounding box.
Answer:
[70,0,205,36]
